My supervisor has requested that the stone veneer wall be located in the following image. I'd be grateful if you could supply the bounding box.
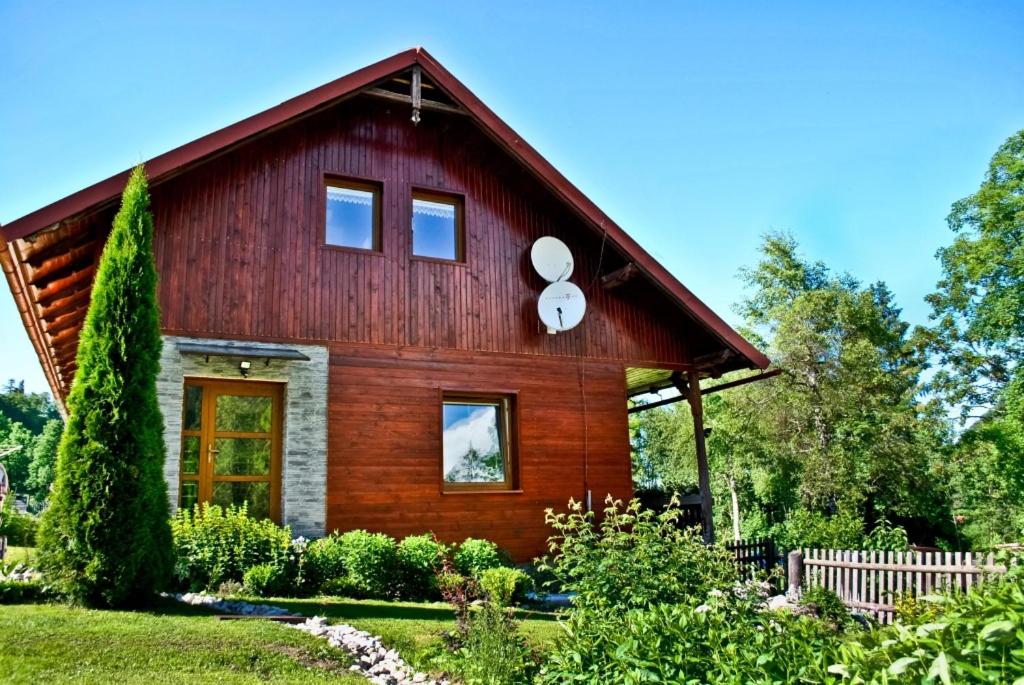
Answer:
[157,335,328,538]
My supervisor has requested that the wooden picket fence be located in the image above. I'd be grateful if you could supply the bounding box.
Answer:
[794,549,1008,624]
[726,537,779,583]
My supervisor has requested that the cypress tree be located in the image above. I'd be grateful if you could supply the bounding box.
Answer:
[38,165,172,606]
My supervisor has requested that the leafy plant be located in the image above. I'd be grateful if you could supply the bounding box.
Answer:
[539,588,837,684]
[323,529,398,599]
[37,165,173,607]
[433,552,537,685]
[479,566,531,607]
[831,572,1024,683]
[302,535,347,593]
[396,534,448,600]
[449,602,539,685]
[242,563,286,597]
[864,516,909,551]
[538,496,738,611]
[800,586,856,630]
[892,590,939,624]
[454,537,507,578]
[170,503,293,591]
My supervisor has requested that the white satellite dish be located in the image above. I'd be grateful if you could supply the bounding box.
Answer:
[538,281,587,334]
[531,236,574,283]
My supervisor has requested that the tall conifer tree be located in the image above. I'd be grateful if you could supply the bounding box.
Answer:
[39,165,172,606]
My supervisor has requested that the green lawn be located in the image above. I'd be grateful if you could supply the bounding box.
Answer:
[248,595,563,668]
[2,545,36,567]
[0,600,364,684]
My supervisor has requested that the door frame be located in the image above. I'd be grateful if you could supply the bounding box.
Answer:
[179,377,284,522]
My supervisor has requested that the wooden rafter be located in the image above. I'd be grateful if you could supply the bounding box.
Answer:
[23,230,97,268]
[362,87,464,116]
[40,287,91,320]
[28,247,95,288]
[600,263,638,289]
[35,265,95,306]
[627,369,782,414]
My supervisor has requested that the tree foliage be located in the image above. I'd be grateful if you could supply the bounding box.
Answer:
[38,165,172,607]
[632,233,950,547]
[0,380,59,434]
[0,382,62,511]
[923,129,1024,416]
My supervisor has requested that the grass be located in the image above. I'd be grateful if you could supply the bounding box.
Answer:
[0,599,364,684]
[2,545,36,567]
[247,595,563,669]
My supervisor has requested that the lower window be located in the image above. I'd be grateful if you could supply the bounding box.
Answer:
[441,393,516,491]
[178,378,282,520]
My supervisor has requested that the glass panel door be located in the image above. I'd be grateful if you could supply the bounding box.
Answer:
[178,379,282,522]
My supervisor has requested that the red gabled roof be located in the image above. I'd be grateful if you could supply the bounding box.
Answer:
[1,47,769,374]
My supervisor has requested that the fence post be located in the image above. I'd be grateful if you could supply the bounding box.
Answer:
[787,550,803,597]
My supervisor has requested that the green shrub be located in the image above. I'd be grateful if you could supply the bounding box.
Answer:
[338,530,398,598]
[37,165,173,607]
[0,499,38,546]
[538,496,738,611]
[771,506,866,551]
[310,530,398,599]
[479,566,531,607]
[242,563,286,597]
[302,535,347,592]
[170,503,293,591]
[0,579,50,604]
[397,534,448,600]
[454,538,507,578]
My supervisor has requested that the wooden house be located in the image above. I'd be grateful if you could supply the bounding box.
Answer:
[0,48,770,559]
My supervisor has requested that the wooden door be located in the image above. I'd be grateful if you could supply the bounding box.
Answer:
[178,379,282,521]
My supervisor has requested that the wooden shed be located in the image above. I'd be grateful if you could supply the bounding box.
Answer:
[0,48,769,559]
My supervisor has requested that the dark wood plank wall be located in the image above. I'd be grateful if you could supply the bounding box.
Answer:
[148,97,697,365]
[41,96,718,557]
[326,342,632,561]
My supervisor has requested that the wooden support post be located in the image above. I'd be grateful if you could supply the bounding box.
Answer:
[787,550,804,597]
[410,65,422,124]
[685,370,714,544]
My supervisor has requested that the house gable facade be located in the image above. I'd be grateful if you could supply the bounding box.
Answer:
[1,49,769,559]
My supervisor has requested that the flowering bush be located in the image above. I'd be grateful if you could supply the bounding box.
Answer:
[538,495,738,611]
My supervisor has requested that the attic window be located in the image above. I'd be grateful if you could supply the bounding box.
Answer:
[412,191,463,261]
[325,179,380,251]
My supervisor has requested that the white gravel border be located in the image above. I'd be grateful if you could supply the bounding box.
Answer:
[173,592,450,685]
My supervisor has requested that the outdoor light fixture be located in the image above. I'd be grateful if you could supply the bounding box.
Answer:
[239,360,252,378]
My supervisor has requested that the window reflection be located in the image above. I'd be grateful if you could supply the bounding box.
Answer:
[443,401,506,484]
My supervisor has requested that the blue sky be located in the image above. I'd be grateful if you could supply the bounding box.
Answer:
[1,1,1022,395]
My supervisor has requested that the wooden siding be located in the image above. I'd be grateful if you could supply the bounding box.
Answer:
[325,343,633,561]
[148,97,699,366]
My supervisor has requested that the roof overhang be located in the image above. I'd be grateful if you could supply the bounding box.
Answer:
[1,47,769,405]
